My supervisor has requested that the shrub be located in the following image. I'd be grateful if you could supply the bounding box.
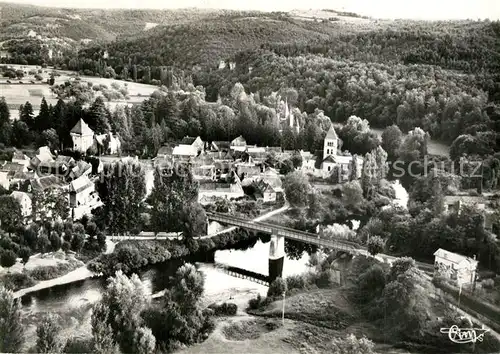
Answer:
[208,302,238,316]
[265,319,283,331]
[267,278,287,298]
[248,294,262,310]
[63,337,92,353]
[1,273,36,291]
[286,274,307,291]
[315,270,335,288]
[482,278,495,289]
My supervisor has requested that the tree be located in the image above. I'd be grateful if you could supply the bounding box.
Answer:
[0,196,22,235]
[389,257,416,281]
[342,180,364,208]
[399,127,429,162]
[18,246,30,268]
[133,327,156,354]
[91,303,119,354]
[0,250,17,271]
[71,231,85,253]
[37,234,51,253]
[267,277,287,298]
[144,263,206,349]
[382,125,403,160]
[11,121,31,148]
[283,171,311,208]
[20,101,35,130]
[36,314,63,353]
[39,129,59,150]
[49,231,62,251]
[96,161,146,235]
[181,203,207,239]
[97,271,149,353]
[0,285,24,353]
[367,236,385,256]
[330,334,375,354]
[150,166,198,233]
[87,97,111,134]
[35,97,51,133]
[0,97,10,127]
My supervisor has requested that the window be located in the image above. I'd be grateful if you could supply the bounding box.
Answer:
[328,166,331,171]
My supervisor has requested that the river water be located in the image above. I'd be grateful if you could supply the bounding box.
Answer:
[18,238,311,349]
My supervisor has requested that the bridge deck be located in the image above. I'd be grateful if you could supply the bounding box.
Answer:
[207,212,363,254]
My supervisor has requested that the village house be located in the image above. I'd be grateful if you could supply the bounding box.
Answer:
[11,149,31,167]
[155,146,174,160]
[300,150,317,171]
[10,191,32,219]
[198,173,245,205]
[443,195,497,231]
[246,147,267,162]
[191,155,217,181]
[230,136,247,151]
[30,146,55,170]
[181,136,204,153]
[0,162,29,190]
[235,162,263,180]
[38,155,75,177]
[69,175,103,220]
[93,132,122,155]
[173,145,198,160]
[434,248,478,287]
[253,179,277,203]
[70,119,95,153]
[209,141,231,152]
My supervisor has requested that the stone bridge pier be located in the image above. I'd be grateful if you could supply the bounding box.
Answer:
[269,234,285,283]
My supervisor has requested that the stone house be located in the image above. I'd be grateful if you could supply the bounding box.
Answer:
[10,191,32,219]
[434,248,478,286]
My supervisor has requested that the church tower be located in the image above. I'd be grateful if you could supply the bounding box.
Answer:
[323,125,338,159]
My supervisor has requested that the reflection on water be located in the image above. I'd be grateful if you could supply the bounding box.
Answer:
[18,238,311,348]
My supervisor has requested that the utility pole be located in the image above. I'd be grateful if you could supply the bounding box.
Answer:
[282,291,286,327]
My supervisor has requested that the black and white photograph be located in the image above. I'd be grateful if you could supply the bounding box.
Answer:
[0,0,499,353]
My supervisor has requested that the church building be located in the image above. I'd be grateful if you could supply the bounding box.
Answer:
[321,125,339,172]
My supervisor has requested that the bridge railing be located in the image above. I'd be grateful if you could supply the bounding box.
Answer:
[207,212,362,253]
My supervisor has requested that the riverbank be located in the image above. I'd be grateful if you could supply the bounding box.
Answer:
[11,239,115,299]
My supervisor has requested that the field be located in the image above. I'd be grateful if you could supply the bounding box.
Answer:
[0,64,160,118]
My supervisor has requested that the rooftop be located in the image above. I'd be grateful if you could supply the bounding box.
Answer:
[173,145,198,156]
[30,176,67,191]
[181,136,200,145]
[326,125,338,140]
[69,175,93,194]
[70,119,94,136]
[434,248,478,266]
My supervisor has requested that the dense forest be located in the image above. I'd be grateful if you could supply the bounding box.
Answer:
[21,17,498,145]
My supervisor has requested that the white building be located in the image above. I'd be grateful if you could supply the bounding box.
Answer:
[69,175,103,220]
[71,119,95,153]
[434,248,478,287]
[198,174,245,205]
[323,125,339,160]
[12,150,31,168]
[10,191,32,219]
[94,132,122,155]
[173,145,198,159]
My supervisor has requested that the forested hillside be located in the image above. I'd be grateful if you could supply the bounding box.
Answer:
[0,2,255,40]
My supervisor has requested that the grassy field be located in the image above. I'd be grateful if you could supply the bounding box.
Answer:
[1,64,160,118]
